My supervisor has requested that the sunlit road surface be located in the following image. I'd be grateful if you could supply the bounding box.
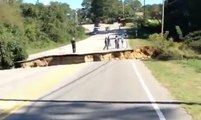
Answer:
[1,60,192,120]
[0,24,192,120]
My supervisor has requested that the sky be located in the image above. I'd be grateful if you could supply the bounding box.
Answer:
[23,0,162,9]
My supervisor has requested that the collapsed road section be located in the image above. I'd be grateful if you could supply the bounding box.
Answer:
[15,46,156,68]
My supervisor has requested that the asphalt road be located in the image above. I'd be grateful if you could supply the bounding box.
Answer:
[5,60,192,120]
[0,23,192,120]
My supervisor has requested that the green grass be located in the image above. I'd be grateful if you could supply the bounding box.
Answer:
[146,19,161,25]
[129,39,152,48]
[126,23,135,28]
[145,60,201,120]
[130,39,201,120]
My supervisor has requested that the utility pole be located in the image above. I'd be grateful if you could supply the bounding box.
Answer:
[75,10,78,27]
[122,0,125,18]
[161,0,165,35]
[74,10,78,37]
[144,0,145,19]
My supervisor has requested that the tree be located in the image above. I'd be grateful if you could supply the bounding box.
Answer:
[90,0,121,23]
[145,4,162,22]
[0,0,28,69]
[124,0,142,18]
[82,0,92,9]
[80,0,92,22]
[0,0,22,26]
[164,0,201,39]
[90,0,105,22]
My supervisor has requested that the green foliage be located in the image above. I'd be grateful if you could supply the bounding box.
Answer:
[90,0,119,22]
[0,18,28,69]
[188,40,201,53]
[0,1,86,69]
[145,19,160,27]
[184,30,201,53]
[82,0,141,23]
[0,39,28,69]
[148,33,171,50]
[0,41,14,69]
[144,4,162,20]
[185,30,201,42]
[148,33,198,60]
[21,2,76,44]
[124,0,142,18]
[0,0,23,26]
[134,19,161,39]
[165,0,201,39]
[75,26,85,39]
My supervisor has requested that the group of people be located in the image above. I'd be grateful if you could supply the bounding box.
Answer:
[114,35,124,49]
[71,32,128,53]
[103,35,127,50]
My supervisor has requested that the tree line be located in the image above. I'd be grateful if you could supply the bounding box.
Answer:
[80,0,142,23]
[0,0,85,69]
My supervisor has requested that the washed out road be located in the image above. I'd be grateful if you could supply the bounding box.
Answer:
[0,24,192,120]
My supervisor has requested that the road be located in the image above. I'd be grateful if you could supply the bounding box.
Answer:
[28,23,127,60]
[0,23,192,120]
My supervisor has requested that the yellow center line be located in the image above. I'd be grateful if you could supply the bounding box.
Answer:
[0,63,86,120]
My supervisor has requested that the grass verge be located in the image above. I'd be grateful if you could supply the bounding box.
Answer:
[145,60,201,120]
[130,39,201,120]
[129,39,152,48]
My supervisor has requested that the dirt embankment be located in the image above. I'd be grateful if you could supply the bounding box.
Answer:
[15,46,156,68]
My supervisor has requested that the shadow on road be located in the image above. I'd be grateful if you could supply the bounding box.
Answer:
[87,28,128,36]
[1,99,201,106]
[4,100,198,120]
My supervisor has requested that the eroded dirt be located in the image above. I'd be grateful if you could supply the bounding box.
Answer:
[15,46,156,68]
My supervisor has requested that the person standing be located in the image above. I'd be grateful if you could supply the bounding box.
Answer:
[71,37,76,53]
[135,29,138,37]
[114,36,118,49]
[121,36,124,48]
[103,37,109,50]
[108,36,111,47]
[117,37,120,49]
[115,36,120,49]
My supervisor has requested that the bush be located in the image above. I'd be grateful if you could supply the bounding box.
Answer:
[148,33,172,49]
[0,41,13,69]
[0,40,28,69]
[75,26,85,39]
[134,19,161,39]
[12,42,28,62]
[184,30,201,53]
[185,30,201,42]
[148,33,196,60]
